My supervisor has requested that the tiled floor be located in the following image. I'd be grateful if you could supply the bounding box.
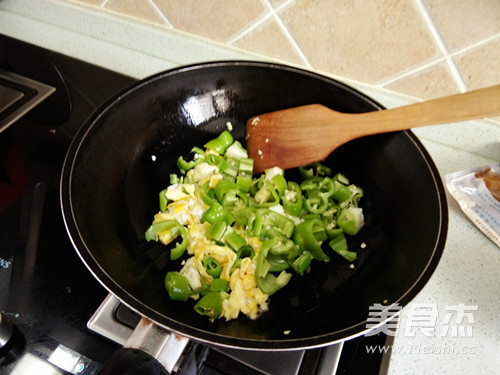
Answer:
[72,0,499,104]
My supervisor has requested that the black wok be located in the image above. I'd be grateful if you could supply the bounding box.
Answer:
[61,61,447,351]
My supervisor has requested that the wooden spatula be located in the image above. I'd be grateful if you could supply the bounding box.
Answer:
[246,85,500,173]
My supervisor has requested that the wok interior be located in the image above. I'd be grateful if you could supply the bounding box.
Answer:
[65,63,446,348]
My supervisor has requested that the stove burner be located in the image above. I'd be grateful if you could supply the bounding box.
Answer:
[88,294,343,375]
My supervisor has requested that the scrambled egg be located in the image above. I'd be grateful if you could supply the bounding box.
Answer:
[222,257,268,320]
[153,162,269,321]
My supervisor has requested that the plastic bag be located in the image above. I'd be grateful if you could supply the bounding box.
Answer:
[446,163,500,248]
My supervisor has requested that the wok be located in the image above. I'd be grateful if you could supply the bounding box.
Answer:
[61,61,447,352]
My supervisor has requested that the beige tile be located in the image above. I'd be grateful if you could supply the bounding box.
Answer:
[103,0,168,25]
[233,18,305,65]
[69,0,104,6]
[456,38,500,122]
[279,0,440,84]
[454,38,500,90]
[268,0,291,7]
[423,0,500,52]
[153,0,266,42]
[385,62,461,99]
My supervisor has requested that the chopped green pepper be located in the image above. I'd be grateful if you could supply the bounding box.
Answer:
[329,234,357,262]
[210,278,229,292]
[230,245,255,273]
[177,146,205,174]
[337,207,364,236]
[267,253,290,272]
[281,181,303,217]
[291,251,313,275]
[165,271,191,301]
[206,153,228,172]
[145,219,188,260]
[299,162,332,179]
[222,189,249,213]
[194,291,223,319]
[293,219,329,261]
[207,221,228,243]
[304,193,329,214]
[159,188,168,213]
[200,182,217,206]
[271,174,287,197]
[331,181,353,203]
[201,201,234,225]
[223,157,239,182]
[204,130,233,154]
[224,231,247,251]
[236,158,254,193]
[256,239,292,295]
[253,180,280,207]
[203,257,222,278]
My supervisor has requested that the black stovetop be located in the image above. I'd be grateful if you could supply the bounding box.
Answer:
[0,35,388,375]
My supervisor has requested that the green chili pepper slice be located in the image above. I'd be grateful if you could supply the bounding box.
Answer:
[337,207,364,236]
[329,234,357,262]
[194,291,223,320]
[204,130,233,154]
[159,188,168,213]
[282,181,303,217]
[253,180,280,207]
[230,245,255,274]
[165,271,191,301]
[200,181,217,206]
[224,231,247,251]
[293,219,329,261]
[145,219,188,260]
[236,158,254,193]
[255,239,292,295]
[177,146,205,174]
[210,278,229,292]
[206,153,228,173]
[304,193,329,214]
[201,201,234,225]
[271,174,287,197]
[331,181,354,203]
[207,221,228,243]
[291,251,313,275]
[203,257,222,278]
[215,180,239,203]
[267,253,290,272]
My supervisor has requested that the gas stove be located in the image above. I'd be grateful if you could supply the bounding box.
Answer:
[0,35,390,375]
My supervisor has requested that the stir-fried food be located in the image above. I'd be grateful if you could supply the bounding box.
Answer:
[145,130,365,321]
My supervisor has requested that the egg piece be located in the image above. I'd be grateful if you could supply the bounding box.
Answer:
[165,183,195,201]
[180,257,203,292]
[191,162,219,184]
[222,257,269,321]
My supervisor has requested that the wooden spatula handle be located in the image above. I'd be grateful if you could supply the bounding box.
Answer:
[353,85,500,134]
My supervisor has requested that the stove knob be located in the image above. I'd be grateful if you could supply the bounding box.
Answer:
[0,312,14,350]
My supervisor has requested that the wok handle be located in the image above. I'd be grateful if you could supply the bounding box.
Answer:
[99,318,190,375]
[99,348,169,375]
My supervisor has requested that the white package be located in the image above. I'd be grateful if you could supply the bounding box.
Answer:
[446,163,500,248]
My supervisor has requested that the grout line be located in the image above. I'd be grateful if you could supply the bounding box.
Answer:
[99,0,109,7]
[226,11,273,45]
[377,55,449,87]
[413,0,468,92]
[149,0,173,28]
[260,0,312,68]
[376,31,500,90]
[450,32,500,57]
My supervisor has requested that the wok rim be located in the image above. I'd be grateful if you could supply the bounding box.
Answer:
[60,60,448,350]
